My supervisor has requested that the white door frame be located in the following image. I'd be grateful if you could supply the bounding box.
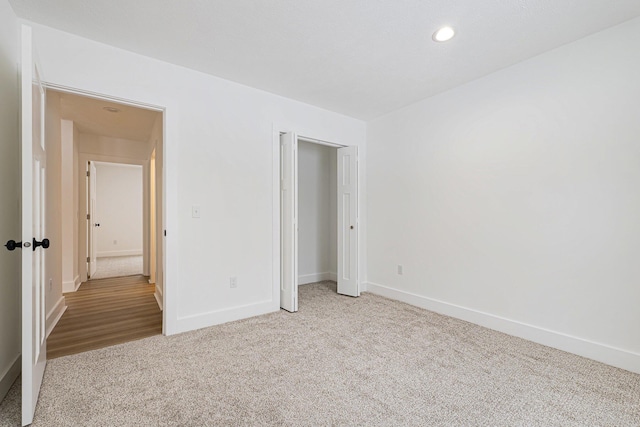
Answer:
[80,159,148,281]
[42,83,173,335]
[272,125,360,310]
[79,157,149,282]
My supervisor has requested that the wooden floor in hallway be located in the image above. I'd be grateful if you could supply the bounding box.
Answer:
[47,275,162,359]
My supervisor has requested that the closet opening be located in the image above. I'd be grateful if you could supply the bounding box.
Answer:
[278,132,359,312]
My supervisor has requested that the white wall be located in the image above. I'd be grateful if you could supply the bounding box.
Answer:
[298,141,337,284]
[328,145,337,276]
[79,133,151,159]
[44,92,66,338]
[73,123,79,285]
[367,17,640,373]
[28,22,367,334]
[61,120,76,291]
[61,120,81,292]
[94,163,143,257]
[0,0,21,402]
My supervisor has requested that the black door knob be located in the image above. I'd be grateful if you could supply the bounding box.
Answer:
[33,238,50,251]
[4,240,22,251]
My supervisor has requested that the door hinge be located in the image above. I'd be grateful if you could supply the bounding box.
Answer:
[164,230,166,237]
[86,214,90,220]
[86,256,90,262]
[87,171,90,177]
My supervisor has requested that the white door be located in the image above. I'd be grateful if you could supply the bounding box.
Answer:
[337,146,359,296]
[280,132,298,312]
[21,25,48,427]
[87,161,97,278]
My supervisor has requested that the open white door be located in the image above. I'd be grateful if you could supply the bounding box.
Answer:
[21,25,48,427]
[280,132,298,312]
[87,161,97,278]
[337,146,359,296]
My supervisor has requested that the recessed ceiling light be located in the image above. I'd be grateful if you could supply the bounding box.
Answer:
[103,106,120,113]
[433,26,455,42]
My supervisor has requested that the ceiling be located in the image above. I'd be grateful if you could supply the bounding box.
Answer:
[11,0,640,120]
[57,91,160,142]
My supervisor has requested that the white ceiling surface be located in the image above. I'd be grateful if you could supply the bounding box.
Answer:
[57,91,160,142]
[13,1,640,120]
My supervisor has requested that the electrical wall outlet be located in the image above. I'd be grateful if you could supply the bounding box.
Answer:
[397,265,403,275]
[230,277,237,288]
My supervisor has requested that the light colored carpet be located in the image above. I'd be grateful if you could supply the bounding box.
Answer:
[90,256,143,280]
[1,281,639,426]
[0,376,19,427]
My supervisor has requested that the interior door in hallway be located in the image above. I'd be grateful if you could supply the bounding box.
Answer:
[87,161,97,278]
[20,24,48,427]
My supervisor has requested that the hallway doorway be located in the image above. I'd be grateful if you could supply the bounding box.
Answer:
[46,88,165,357]
[87,161,144,281]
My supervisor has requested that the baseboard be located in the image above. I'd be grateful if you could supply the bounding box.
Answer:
[0,355,20,403]
[46,296,67,338]
[365,282,640,375]
[174,300,276,335]
[62,279,75,293]
[299,272,337,285]
[62,277,81,293]
[97,250,143,258]
[154,284,163,311]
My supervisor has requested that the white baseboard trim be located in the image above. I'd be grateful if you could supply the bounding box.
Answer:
[62,279,75,293]
[0,355,20,403]
[365,282,640,374]
[174,300,276,335]
[62,277,81,293]
[97,250,143,258]
[154,284,163,311]
[299,272,337,285]
[46,296,67,338]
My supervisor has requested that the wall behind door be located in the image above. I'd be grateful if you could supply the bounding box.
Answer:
[94,163,143,257]
[298,141,337,284]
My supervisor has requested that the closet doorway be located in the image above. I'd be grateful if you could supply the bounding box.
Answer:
[278,132,359,312]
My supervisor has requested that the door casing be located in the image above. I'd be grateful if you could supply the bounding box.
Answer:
[42,83,170,335]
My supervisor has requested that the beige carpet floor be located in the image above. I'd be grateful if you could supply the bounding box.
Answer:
[90,256,143,280]
[1,281,639,426]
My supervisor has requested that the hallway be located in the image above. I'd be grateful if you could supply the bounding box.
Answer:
[47,275,162,359]
[90,255,144,280]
